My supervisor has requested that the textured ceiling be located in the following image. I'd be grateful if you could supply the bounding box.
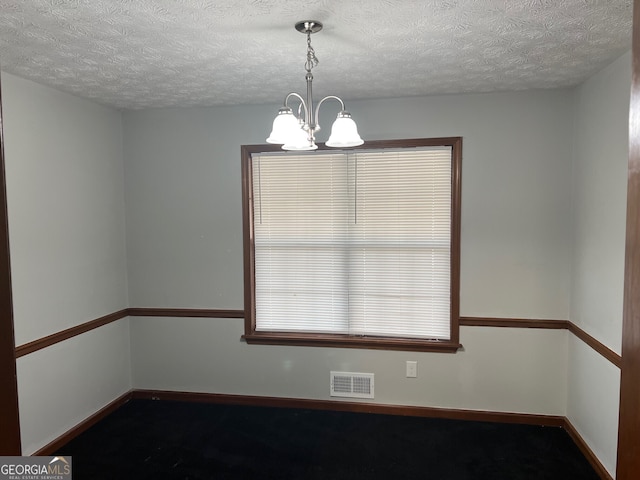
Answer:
[0,0,633,110]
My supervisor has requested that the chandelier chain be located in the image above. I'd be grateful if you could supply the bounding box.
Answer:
[305,31,319,73]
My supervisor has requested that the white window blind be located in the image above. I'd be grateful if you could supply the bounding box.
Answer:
[252,146,452,340]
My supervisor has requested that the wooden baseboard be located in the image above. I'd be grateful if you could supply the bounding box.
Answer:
[32,391,132,456]
[131,389,565,427]
[563,418,614,480]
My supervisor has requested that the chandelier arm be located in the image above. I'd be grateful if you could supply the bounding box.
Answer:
[314,95,346,131]
[284,92,309,124]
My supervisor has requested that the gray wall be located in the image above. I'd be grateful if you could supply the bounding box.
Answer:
[1,72,131,455]
[568,51,631,477]
[124,90,575,317]
[124,89,574,415]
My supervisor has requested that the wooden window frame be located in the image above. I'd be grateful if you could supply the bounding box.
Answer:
[241,138,462,352]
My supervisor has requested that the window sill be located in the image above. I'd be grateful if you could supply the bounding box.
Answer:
[242,332,462,353]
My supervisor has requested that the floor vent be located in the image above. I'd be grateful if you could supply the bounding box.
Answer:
[330,371,374,399]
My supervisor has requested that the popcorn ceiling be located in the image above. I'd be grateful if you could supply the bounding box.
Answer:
[0,0,631,110]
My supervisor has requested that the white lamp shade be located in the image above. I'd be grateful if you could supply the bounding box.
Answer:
[282,125,318,151]
[325,112,364,148]
[266,108,299,144]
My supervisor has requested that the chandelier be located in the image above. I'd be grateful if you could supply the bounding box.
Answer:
[266,21,364,151]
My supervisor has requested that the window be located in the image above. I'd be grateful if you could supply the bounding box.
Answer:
[241,138,462,352]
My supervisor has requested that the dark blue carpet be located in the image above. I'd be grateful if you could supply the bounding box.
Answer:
[56,399,600,480]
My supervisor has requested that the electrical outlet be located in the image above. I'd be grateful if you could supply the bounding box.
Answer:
[406,361,417,378]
